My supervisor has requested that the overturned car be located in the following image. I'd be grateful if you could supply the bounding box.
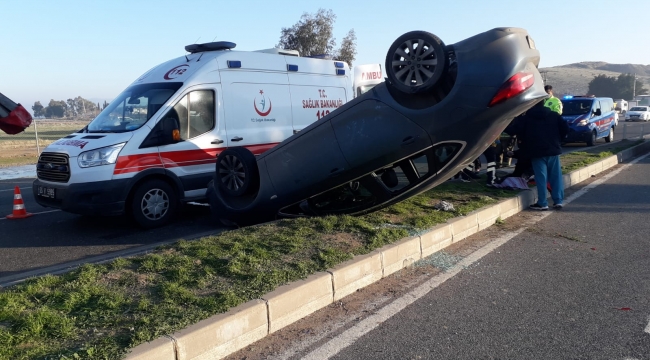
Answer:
[207,27,547,226]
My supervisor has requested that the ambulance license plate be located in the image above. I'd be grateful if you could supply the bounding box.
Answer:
[37,186,56,198]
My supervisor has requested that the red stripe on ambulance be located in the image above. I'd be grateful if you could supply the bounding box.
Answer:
[112,143,280,175]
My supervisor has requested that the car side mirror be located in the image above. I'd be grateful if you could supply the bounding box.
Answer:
[593,109,601,116]
[139,117,181,148]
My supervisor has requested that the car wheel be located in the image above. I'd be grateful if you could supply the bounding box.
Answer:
[586,131,597,146]
[605,127,614,143]
[131,179,178,229]
[216,147,259,197]
[385,30,447,94]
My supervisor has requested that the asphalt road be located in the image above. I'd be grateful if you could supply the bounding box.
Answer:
[1,120,649,284]
[327,153,650,359]
[0,179,224,281]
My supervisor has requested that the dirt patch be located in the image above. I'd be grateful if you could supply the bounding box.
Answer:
[322,233,364,254]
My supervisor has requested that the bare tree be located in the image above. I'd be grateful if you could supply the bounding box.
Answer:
[278,9,357,66]
[335,29,357,67]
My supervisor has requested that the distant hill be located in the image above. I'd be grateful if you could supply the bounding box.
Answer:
[540,62,650,98]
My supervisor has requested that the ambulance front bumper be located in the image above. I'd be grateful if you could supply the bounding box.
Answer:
[32,179,129,216]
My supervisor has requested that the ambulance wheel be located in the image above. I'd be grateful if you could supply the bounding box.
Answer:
[131,179,178,229]
[385,31,447,94]
[216,147,259,197]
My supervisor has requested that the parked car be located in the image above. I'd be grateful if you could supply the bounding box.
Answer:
[560,96,616,146]
[206,27,547,227]
[625,106,650,121]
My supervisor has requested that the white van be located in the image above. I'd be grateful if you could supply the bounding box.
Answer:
[352,64,384,98]
[32,42,352,228]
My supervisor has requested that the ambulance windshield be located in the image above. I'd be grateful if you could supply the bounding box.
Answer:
[86,82,182,133]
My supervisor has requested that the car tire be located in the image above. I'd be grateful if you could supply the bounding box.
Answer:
[131,179,178,229]
[586,131,597,146]
[385,31,447,94]
[605,127,614,143]
[215,147,259,197]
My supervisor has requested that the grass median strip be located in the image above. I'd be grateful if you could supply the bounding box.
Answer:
[0,180,513,360]
[560,139,642,174]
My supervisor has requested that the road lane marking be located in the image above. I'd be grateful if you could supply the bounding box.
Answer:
[0,209,61,220]
[297,152,650,360]
[645,316,650,334]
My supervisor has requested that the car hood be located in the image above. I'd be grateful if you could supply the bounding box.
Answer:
[42,132,134,157]
[627,111,648,116]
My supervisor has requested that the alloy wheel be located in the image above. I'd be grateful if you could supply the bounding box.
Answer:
[219,155,246,192]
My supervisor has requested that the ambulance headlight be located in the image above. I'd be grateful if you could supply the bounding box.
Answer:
[77,143,125,168]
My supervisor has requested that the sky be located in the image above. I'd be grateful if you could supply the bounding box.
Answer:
[2,0,649,114]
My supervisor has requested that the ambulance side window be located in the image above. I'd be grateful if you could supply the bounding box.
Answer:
[172,90,215,140]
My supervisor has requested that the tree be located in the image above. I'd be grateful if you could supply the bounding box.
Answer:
[587,73,648,99]
[615,73,647,99]
[66,98,78,118]
[587,75,617,98]
[336,29,357,67]
[278,8,357,66]
[44,99,67,118]
[31,101,44,118]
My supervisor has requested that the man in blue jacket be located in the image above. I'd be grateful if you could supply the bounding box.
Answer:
[506,99,570,210]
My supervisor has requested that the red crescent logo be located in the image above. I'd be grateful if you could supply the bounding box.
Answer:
[164,64,189,80]
[254,98,272,117]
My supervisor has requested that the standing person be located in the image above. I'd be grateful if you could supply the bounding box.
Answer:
[544,85,563,114]
[484,139,499,186]
[507,100,569,210]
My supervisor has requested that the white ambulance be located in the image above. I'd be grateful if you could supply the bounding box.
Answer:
[33,41,352,228]
[352,64,384,98]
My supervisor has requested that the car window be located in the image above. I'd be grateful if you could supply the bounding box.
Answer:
[630,107,648,111]
[169,90,215,140]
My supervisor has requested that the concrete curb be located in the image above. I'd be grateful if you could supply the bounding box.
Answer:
[125,140,649,360]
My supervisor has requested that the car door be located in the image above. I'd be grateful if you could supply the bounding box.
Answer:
[591,100,605,137]
[157,86,224,198]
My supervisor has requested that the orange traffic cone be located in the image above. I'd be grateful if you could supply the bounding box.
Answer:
[6,186,32,219]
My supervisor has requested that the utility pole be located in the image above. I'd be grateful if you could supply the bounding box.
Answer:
[633,73,637,100]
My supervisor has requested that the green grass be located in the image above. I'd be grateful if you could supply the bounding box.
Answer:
[0,120,87,143]
[0,156,38,167]
[560,139,642,174]
[0,180,513,360]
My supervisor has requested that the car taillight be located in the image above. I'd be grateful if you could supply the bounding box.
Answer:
[488,72,535,107]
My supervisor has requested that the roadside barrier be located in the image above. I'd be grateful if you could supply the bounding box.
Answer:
[6,186,32,219]
[121,139,650,360]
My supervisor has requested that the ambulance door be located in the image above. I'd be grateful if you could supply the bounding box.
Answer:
[290,84,348,134]
[157,84,226,198]
[286,58,349,134]
[220,71,293,153]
